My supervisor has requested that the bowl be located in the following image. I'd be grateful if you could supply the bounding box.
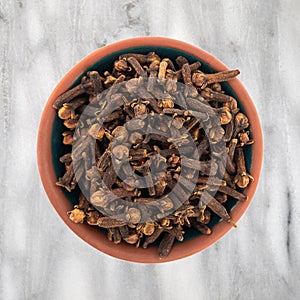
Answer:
[37,37,263,263]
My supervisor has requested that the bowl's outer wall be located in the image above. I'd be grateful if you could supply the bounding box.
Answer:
[38,37,263,263]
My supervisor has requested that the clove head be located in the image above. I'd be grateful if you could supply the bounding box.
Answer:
[67,208,86,223]
[133,103,148,116]
[88,123,106,140]
[235,113,249,130]
[238,131,254,146]
[124,233,139,244]
[114,59,128,72]
[192,72,207,88]
[58,106,72,120]
[142,222,155,235]
[224,98,238,113]
[125,208,141,223]
[90,189,109,207]
[112,145,129,161]
[86,211,101,226]
[219,108,232,125]
[112,126,128,143]
[160,99,174,108]
[234,172,254,188]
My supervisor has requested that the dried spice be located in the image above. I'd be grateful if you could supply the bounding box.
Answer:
[54,52,253,258]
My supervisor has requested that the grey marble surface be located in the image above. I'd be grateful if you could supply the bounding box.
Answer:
[1,0,300,299]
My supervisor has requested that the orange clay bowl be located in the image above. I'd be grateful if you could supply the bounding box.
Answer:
[37,37,263,263]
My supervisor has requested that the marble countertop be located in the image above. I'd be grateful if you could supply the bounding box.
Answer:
[1,0,299,299]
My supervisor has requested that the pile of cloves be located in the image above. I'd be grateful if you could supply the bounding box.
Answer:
[53,52,254,258]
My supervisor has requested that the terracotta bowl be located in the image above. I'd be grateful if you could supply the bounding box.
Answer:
[37,37,263,263]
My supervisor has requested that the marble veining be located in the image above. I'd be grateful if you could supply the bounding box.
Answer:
[0,0,300,299]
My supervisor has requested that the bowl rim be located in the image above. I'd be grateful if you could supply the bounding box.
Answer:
[37,36,263,264]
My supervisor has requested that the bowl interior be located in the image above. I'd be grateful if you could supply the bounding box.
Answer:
[51,46,253,246]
